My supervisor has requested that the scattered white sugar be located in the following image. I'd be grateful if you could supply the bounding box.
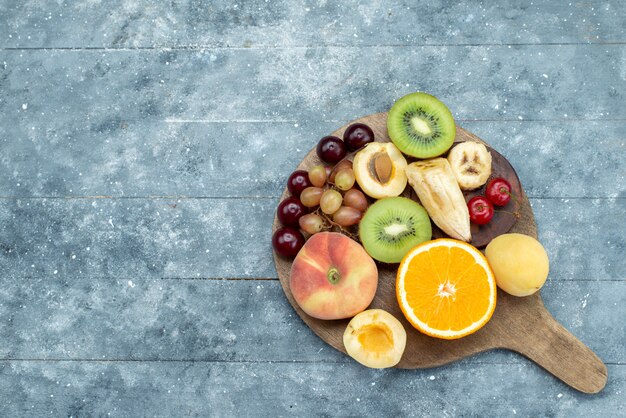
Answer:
[429,375,436,380]
[542,74,549,78]
[557,393,563,398]
[22,103,28,110]
[53,270,58,274]
[128,280,135,288]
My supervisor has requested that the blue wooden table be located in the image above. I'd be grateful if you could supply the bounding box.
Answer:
[0,1,624,416]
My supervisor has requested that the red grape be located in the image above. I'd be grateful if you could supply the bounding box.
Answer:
[272,227,305,257]
[468,196,494,225]
[316,136,347,164]
[332,206,362,227]
[486,177,512,206]
[277,197,306,227]
[343,123,374,151]
[299,213,326,234]
[300,187,324,207]
[343,189,368,212]
[287,170,312,197]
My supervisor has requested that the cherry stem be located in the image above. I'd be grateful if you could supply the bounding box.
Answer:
[502,188,522,206]
[314,209,359,240]
[496,208,521,219]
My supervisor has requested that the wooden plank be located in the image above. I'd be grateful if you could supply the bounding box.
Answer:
[0,198,622,280]
[0,278,622,364]
[0,46,624,127]
[0,198,276,279]
[0,360,623,416]
[0,1,624,48]
[0,120,623,198]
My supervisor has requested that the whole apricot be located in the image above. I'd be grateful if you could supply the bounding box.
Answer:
[485,233,549,297]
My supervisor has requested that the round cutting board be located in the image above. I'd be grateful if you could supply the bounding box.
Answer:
[272,112,607,394]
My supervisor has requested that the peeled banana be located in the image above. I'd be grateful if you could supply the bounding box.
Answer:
[405,158,471,242]
[447,141,492,190]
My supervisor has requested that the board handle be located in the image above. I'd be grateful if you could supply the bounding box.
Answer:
[502,294,608,393]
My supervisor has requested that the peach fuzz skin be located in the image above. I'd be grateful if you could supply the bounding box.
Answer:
[290,232,378,320]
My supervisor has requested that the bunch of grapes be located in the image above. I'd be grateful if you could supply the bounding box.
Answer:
[273,125,375,257]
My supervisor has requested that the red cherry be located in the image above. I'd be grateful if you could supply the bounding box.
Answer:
[468,196,494,225]
[277,197,306,227]
[343,123,375,151]
[287,170,312,197]
[272,227,305,257]
[316,136,347,163]
[486,178,512,207]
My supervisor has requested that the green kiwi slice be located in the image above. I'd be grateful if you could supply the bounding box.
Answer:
[387,92,456,159]
[359,197,432,263]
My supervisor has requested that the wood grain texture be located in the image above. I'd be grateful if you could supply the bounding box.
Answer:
[273,112,607,393]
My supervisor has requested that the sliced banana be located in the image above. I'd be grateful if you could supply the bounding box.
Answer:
[447,141,492,190]
[406,159,471,242]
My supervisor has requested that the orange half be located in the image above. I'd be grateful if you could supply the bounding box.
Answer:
[396,239,496,339]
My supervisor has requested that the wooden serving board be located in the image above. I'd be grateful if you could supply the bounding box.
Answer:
[272,112,607,394]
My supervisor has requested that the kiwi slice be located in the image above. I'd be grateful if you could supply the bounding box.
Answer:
[387,92,456,159]
[359,197,432,263]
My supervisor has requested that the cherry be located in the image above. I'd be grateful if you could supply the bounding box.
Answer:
[486,177,512,207]
[277,197,306,227]
[468,196,494,225]
[287,170,312,197]
[272,227,305,257]
[343,123,375,151]
[316,136,347,163]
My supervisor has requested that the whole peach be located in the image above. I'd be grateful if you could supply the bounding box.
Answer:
[290,232,378,320]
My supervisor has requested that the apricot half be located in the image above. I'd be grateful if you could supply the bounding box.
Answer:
[290,232,378,320]
[353,142,408,199]
[485,233,549,297]
[343,309,406,368]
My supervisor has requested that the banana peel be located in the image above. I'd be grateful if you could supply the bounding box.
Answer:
[405,158,471,242]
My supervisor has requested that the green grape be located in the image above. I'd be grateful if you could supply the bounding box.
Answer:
[320,189,343,215]
[334,168,356,191]
[308,165,327,188]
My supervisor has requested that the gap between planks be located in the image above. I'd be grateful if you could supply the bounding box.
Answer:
[0,196,622,200]
[0,358,622,365]
[5,277,616,282]
[161,118,626,123]
[2,42,626,51]
[157,277,626,282]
